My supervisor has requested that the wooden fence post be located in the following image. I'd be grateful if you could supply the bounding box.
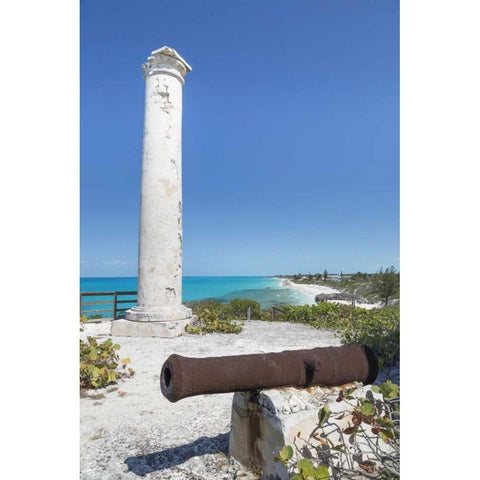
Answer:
[247,306,251,321]
[113,292,118,320]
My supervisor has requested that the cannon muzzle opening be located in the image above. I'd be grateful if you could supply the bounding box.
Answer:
[160,345,378,403]
[160,362,175,399]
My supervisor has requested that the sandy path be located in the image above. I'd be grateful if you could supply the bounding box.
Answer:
[80,321,341,480]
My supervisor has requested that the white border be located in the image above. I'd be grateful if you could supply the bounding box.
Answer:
[2,0,79,476]
[401,0,479,476]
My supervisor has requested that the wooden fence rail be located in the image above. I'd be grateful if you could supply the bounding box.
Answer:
[80,291,137,321]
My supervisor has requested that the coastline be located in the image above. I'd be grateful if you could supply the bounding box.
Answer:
[278,278,382,309]
[80,276,382,311]
[82,276,308,311]
[279,278,340,304]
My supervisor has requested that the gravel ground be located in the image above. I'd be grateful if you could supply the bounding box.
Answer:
[80,321,397,480]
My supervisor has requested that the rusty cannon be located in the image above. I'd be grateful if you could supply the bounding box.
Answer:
[160,345,378,403]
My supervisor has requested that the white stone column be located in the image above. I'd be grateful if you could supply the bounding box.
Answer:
[112,46,193,337]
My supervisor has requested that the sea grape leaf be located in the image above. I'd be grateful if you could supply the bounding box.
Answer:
[379,381,399,400]
[315,465,330,479]
[279,445,293,462]
[298,458,315,476]
[318,405,331,426]
[359,402,375,417]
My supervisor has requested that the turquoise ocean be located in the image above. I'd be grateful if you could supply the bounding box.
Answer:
[80,276,309,315]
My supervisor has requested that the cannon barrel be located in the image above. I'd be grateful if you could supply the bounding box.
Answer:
[160,345,378,403]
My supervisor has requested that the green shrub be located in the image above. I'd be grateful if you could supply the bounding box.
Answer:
[227,298,262,319]
[188,298,270,321]
[80,336,134,389]
[188,300,233,318]
[266,303,399,368]
[338,306,399,368]
[272,303,350,330]
[370,266,400,306]
[186,307,243,334]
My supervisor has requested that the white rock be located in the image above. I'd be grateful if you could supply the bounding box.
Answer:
[229,383,381,480]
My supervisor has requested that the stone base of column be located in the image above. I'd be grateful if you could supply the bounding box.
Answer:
[111,305,193,338]
[124,304,192,322]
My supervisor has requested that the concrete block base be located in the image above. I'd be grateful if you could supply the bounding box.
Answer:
[229,383,378,480]
[81,320,112,337]
[111,317,192,338]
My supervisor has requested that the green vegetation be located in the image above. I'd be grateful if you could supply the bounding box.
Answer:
[186,298,266,319]
[185,298,273,334]
[339,306,399,368]
[276,381,400,479]
[370,266,399,307]
[272,303,399,368]
[271,302,350,329]
[185,304,243,334]
[227,298,263,319]
[80,335,135,390]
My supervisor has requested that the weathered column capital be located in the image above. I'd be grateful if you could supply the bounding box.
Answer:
[142,46,192,85]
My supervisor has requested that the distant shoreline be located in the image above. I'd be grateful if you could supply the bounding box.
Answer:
[277,278,340,304]
[278,278,382,310]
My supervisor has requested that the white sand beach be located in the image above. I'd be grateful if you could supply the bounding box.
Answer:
[280,279,382,310]
[280,278,340,304]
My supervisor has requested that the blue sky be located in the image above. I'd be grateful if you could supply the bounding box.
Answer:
[81,0,399,277]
